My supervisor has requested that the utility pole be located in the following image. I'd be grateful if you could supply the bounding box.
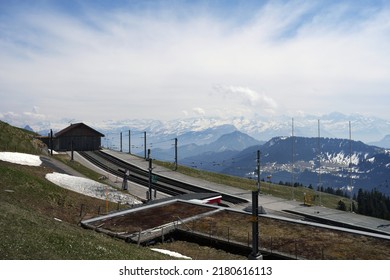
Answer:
[128,130,131,154]
[120,132,123,152]
[144,131,147,159]
[257,150,261,192]
[174,138,178,171]
[71,139,74,161]
[291,118,295,200]
[318,119,322,206]
[248,190,263,260]
[148,149,153,201]
[248,149,263,259]
[349,121,353,212]
[50,129,53,156]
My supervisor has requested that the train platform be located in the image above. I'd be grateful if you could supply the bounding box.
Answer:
[80,149,390,236]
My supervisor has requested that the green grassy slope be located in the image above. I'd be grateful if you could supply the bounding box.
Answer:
[0,161,167,260]
[0,121,167,259]
[0,121,46,154]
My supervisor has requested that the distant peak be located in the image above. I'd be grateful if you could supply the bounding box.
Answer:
[23,125,34,132]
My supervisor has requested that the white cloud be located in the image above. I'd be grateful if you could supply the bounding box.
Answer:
[192,107,206,117]
[1,1,390,121]
[0,108,48,129]
[23,106,47,122]
[213,85,278,116]
[296,110,307,117]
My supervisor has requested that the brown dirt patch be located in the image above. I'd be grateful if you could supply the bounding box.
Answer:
[187,210,390,259]
[88,201,215,234]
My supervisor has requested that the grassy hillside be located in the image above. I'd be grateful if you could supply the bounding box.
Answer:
[0,120,46,154]
[0,161,168,260]
[0,121,167,259]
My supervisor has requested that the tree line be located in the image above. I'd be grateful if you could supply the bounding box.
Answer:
[356,188,390,220]
[277,179,390,220]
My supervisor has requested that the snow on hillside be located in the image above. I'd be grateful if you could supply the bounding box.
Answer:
[0,152,42,166]
[0,152,141,205]
[45,172,142,205]
[323,152,361,166]
[150,248,192,260]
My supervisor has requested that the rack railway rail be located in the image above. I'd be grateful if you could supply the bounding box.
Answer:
[78,150,248,206]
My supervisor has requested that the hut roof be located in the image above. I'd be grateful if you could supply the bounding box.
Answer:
[55,123,105,137]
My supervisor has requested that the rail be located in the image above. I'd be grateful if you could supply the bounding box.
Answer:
[79,150,248,205]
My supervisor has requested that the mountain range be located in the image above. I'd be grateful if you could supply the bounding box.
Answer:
[151,130,264,164]
[3,111,390,196]
[3,112,390,145]
[95,112,388,145]
[188,136,390,196]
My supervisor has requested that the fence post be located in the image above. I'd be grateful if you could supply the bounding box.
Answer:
[79,204,85,217]
[137,229,142,246]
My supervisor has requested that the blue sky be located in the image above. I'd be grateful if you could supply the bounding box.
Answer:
[1,0,390,124]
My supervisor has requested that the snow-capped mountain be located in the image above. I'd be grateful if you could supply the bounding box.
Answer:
[227,112,390,144]
[4,111,389,145]
[96,112,389,156]
[4,111,389,195]
[149,130,263,163]
[216,136,390,196]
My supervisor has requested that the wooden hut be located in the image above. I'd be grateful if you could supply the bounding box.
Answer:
[53,123,104,151]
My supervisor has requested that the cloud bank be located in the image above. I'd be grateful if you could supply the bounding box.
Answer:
[1,1,390,122]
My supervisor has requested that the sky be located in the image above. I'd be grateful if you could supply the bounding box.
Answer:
[1,0,390,124]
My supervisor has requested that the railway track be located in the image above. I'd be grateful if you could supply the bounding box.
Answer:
[79,150,248,206]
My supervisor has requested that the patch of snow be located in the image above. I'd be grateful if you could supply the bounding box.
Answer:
[150,248,192,260]
[218,145,228,152]
[367,157,375,163]
[0,152,42,166]
[351,154,361,165]
[204,133,214,140]
[48,149,59,155]
[268,139,275,147]
[45,172,142,205]
[189,199,205,204]
[323,152,360,166]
